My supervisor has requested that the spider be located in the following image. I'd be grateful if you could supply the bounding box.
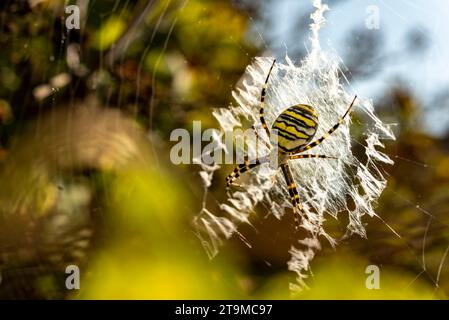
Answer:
[226,59,357,231]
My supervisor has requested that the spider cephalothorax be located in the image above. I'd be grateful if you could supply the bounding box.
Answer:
[226,59,357,230]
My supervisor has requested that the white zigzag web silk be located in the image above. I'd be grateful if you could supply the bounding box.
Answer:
[193,0,395,291]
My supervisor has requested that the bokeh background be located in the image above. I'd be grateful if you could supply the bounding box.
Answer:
[0,0,448,299]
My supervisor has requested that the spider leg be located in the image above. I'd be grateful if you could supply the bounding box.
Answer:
[281,163,306,231]
[259,59,276,138]
[300,95,357,152]
[289,154,337,160]
[226,155,269,191]
[251,125,271,154]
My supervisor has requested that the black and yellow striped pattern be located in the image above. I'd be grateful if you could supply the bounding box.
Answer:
[271,104,318,153]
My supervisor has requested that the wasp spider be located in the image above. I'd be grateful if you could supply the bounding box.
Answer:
[226,59,357,231]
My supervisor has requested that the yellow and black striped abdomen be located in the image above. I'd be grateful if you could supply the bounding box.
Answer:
[271,104,318,153]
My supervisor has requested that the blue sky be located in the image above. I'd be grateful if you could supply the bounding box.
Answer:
[262,0,449,135]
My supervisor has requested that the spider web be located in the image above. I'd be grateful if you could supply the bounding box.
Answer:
[342,0,449,295]
[193,0,396,291]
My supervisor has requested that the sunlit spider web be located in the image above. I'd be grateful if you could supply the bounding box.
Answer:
[194,0,396,291]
